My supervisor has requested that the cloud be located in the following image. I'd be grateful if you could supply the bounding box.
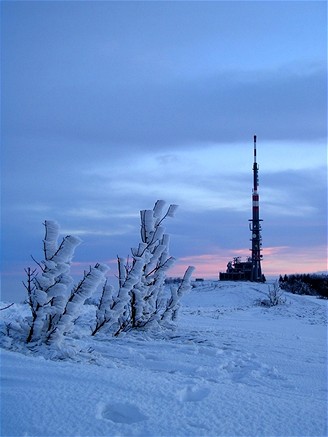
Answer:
[4,2,326,157]
[261,245,328,276]
[60,227,135,238]
[168,243,327,280]
[5,63,326,153]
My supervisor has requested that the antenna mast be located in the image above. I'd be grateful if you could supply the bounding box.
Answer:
[219,135,265,282]
[249,134,263,281]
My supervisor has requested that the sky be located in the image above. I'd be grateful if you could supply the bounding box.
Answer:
[1,0,327,302]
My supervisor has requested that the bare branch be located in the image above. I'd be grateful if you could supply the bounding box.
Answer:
[30,255,45,272]
[0,303,14,311]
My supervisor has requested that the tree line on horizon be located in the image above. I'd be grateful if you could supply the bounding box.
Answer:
[278,273,328,299]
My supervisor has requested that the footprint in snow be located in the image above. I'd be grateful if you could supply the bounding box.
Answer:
[177,385,210,402]
[98,402,147,424]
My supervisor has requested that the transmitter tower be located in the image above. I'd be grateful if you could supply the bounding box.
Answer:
[249,135,263,281]
[219,135,265,282]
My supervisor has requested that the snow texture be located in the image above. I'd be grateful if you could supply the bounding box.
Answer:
[1,281,327,437]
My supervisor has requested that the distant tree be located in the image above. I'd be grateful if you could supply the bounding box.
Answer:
[257,281,286,307]
[279,273,328,298]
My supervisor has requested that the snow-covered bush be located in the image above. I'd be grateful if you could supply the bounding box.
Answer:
[18,201,193,346]
[257,281,286,307]
[24,221,108,345]
[92,200,194,336]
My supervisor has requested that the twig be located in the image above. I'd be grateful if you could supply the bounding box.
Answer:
[0,303,14,311]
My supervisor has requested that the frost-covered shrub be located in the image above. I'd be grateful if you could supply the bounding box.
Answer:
[257,281,286,307]
[159,266,195,323]
[20,201,193,345]
[25,221,108,345]
[92,200,194,336]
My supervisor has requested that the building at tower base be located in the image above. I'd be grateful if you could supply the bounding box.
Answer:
[219,257,254,281]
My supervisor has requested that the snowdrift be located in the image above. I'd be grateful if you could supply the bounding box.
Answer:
[1,281,327,437]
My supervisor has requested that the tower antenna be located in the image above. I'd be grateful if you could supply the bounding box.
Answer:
[249,134,263,281]
[219,135,264,282]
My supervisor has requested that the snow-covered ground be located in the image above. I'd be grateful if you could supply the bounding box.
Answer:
[1,281,327,437]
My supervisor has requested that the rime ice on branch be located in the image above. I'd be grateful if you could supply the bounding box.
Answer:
[93,200,195,336]
[24,201,194,343]
[25,221,108,344]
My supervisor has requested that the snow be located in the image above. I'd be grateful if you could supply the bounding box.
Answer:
[43,220,60,260]
[1,281,327,437]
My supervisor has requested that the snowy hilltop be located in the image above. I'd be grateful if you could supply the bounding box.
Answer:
[1,281,327,437]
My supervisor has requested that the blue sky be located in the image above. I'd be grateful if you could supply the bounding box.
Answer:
[1,1,327,301]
